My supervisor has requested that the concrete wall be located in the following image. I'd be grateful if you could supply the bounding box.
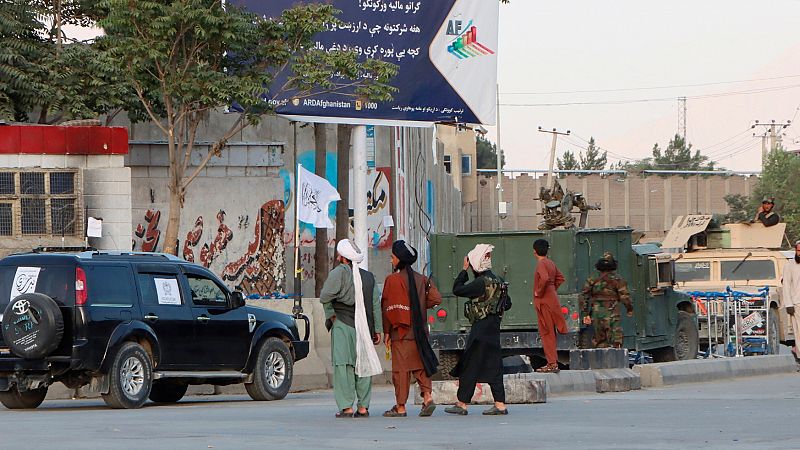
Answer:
[469,172,758,240]
[0,154,132,255]
[435,124,478,204]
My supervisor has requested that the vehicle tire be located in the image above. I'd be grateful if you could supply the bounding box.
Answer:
[0,386,48,410]
[434,351,461,380]
[101,342,153,409]
[1,293,64,359]
[768,308,780,355]
[652,311,699,362]
[245,337,293,401]
[148,381,188,403]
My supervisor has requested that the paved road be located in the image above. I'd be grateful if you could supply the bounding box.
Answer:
[1,373,799,449]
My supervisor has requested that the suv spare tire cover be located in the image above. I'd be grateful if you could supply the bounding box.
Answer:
[2,293,64,359]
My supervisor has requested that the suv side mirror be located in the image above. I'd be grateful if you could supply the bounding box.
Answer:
[230,291,246,309]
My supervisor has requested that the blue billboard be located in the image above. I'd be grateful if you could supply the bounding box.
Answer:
[240,0,498,126]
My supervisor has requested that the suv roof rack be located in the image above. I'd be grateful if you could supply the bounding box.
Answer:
[33,245,97,253]
[75,251,185,261]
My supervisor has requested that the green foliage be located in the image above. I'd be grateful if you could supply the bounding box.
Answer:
[617,134,717,171]
[723,193,751,223]
[0,0,49,120]
[580,137,607,170]
[557,150,579,171]
[476,135,505,169]
[751,149,800,244]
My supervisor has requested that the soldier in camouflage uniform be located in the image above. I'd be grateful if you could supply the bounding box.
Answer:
[580,252,634,348]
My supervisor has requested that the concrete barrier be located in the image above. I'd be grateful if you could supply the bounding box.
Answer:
[634,354,797,387]
[46,298,392,400]
[569,348,628,370]
[413,373,547,405]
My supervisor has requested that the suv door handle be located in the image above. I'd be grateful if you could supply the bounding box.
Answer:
[144,314,159,321]
[196,316,210,323]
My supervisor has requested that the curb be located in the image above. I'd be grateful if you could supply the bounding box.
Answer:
[633,354,797,387]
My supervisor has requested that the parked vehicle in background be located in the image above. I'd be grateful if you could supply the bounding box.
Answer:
[0,250,309,409]
[427,227,698,376]
[662,215,795,354]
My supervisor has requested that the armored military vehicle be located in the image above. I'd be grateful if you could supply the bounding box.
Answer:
[662,215,795,354]
[427,227,698,375]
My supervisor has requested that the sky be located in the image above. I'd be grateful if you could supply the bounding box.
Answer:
[488,0,800,172]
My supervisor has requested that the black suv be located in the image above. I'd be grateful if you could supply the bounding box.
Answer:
[0,251,309,409]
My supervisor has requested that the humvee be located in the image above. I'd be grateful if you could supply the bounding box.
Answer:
[662,215,795,354]
[427,227,698,375]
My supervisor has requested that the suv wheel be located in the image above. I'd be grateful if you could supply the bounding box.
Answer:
[102,342,153,409]
[148,381,188,403]
[0,386,48,410]
[245,337,293,401]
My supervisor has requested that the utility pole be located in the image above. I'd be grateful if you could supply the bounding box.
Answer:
[679,97,687,143]
[752,119,792,168]
[538,127,570,190]
[495,84,504,230]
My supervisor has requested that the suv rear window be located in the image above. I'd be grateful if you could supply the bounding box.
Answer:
[0,265,75,308]
[721,260,775,281]
[675,261,711,282]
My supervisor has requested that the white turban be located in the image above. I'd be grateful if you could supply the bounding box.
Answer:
[468,243,494,272]
[337,239,364,263]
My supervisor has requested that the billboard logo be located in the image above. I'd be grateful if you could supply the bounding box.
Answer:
[446,19,494,60]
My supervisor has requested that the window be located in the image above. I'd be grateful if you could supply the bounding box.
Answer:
[187,275,227,307]
[721,260,775,281]
[674,261,711,282]
[0,170,81,237]
[138,273,183,306]
[0,265,75,308]
[87,266,135,306]
[461,154,472,175]
[443,155,452,174]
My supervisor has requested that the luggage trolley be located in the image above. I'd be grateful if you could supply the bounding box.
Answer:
[689,286,771,357]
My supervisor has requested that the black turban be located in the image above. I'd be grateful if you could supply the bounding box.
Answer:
[392,240,418,267]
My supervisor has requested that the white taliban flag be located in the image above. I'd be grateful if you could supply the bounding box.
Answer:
[297,164,340,228]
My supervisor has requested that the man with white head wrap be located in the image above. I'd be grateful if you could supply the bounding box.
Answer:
[445,243,510,416]
[319,239,383,418]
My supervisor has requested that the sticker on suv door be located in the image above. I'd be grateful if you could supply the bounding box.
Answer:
[10,267,41,300]
[154,278,181,305]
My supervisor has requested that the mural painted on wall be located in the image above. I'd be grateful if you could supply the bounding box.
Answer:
[182,210,234,267]
[133,209,161,252]
[220,200,286,295]
[364,167,392,248]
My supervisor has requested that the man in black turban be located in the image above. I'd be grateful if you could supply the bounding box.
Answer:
[380,240,442,417]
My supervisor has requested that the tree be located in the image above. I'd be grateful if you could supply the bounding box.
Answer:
[617,134,717,171]
[751,147,800,244]
[0,0,49,120]
[476,135,505,169]
[580,137,607,170]
[99,0,397,254]
[722,194,751,223]
[557,150,579,171]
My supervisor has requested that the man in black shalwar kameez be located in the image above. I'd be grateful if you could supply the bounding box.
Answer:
[445,244,508,416]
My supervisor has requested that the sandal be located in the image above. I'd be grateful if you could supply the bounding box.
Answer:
[482,406,509,416]
[444,405,468,415]
[535,363,560,373]
[382,406,407,417]
[353,409,369,418]
[419,401,436,417]
[335,410,354,418]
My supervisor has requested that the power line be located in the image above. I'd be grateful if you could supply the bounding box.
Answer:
[499,83,800,107]
[500,73,800,95]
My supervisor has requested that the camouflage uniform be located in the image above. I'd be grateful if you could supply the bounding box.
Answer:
[580,262,633,348]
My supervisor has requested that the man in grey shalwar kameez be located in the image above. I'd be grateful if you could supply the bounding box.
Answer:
[319,239,383,418]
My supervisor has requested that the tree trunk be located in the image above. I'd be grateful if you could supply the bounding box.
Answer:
[314,124,328,296]
[163,182,182,255]
[336,124,352,248]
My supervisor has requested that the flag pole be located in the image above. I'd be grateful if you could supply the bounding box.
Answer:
[293,163,303,316]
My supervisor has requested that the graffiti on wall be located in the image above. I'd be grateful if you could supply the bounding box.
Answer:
[133,209,161,252]
[182,210,234,268]
[364,168,392,248]
[221,200,286,294]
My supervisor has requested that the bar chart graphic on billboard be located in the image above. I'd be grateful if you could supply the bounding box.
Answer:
[242,0,498,126]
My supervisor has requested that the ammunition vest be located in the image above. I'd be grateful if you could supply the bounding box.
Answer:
[464,277,503,324]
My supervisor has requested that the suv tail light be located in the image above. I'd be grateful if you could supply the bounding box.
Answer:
[75,267,88,305]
